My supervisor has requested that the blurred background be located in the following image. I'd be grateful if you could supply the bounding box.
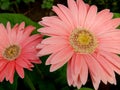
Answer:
[0,0,120,22]
[0,0,120,90]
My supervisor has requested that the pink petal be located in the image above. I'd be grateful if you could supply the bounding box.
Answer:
[46,53,56,65]
[41,36,69,45]
[52,6,73,29]
[79,55,88,85]
[84,5,97,29]
[74,54,81,75]
[6,22,11,32]
[67,60,74,86]
[16,64,24,78]
[90,9,113,31]
[36,44,46,49]
[5,61,15,83]
[37,44,68,56]
[17,22,25,31]
[78,0,87,26]
[67,0,79,27]
[76,75,82,89]
[57,4,75,29]
[49,46,73,64]
[95,18,120,35]
[93,53,116,84]
[71,53,77,80]
[101,51,120,70]
[29,59,42,64]
[84,55,100,90]
[16,58,30,68]
[24,25,35,35]
[21,34,42,48]
[38,27,68,36]
[40,16,69,32]
[49,47,73,72]
[0,24,9,46]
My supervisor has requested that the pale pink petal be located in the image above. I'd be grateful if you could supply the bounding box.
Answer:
[50,46,74,64]
[41,36,69,45]
[67,0,79,27]
[78,0,87,26]
[84,5,97,29]
[52,6,73,28]
[74,54,82,75]
[67,60,74,86]
[38,27,68,36]
[36,44,46,49]
[49,48,73,72]
[6,22,11,32]
[57,4,75,29]
[100,51,120,70]
[93,53,116,84]
[40,16,69,32]
[76,75,82,89]
[84,55,100,90]
[50,61,65,72]
[94,18,120,35]
[46,53,56,65]
[70,53,77,80]
[90,9,113,31]
[37,44,68,56]
[78,55,88,85]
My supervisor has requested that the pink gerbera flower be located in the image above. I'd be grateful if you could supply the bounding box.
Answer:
[0,22,42,83]
[37,0,120,89]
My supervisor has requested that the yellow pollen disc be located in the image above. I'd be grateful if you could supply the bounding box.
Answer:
[77,32,92,45]
[3,45,21,61]
[70,29,97,54]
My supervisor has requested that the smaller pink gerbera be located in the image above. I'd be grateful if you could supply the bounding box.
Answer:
[0,22,42,83]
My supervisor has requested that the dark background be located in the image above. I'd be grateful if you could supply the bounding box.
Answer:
[0,0,120,22]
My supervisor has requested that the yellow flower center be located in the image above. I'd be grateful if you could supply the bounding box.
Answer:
[77,32,92,45]
[70,29,97,54]
[3,45,21,61]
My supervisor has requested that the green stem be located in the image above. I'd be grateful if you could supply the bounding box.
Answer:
[24,74,35,90]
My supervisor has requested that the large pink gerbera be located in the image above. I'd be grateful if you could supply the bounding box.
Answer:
[0,22,42,83]
[37,0,120,89]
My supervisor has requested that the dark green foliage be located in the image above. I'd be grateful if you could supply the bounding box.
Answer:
[41,0,54,9]
[0,0,35,12]
[84,0,120,12]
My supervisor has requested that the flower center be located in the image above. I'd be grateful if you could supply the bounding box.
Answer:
[70,29,97,54]
[3,45,21,61]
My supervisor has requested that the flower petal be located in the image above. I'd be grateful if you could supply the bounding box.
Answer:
[16,64,24,78]
[49,46,73,64]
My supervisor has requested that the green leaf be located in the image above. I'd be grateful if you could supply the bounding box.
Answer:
[0,1,10,10]
[77,87,93,90]
[24,73,36,90]
[23,0,35,3]
[0,13,41,34]
[114,13,120,18]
